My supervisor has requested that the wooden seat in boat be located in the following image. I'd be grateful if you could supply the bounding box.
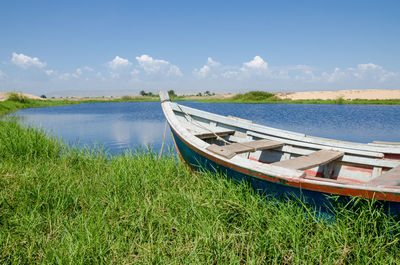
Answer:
[271,150,344,170]
[206,139,284,159]
[179,118,236,140]
[195,130,235,140]
[179,120,235,140]
[367,165,400,187]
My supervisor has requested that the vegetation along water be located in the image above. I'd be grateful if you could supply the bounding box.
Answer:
[1,96,400,263]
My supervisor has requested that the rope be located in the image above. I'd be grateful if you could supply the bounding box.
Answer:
[174,103,256,153]
[158,120,168,160]
[175,103,231,145]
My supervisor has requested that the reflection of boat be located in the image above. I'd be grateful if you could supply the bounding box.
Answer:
[159,91,400,213]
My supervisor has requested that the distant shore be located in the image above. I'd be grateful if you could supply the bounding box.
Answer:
[1,89,400,105]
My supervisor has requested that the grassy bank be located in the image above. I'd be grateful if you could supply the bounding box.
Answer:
[1,119,400,263]
[0,99,81,116]
[0,93,161,116]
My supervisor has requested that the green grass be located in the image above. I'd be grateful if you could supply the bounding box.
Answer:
[232,91,276,101]
[0,96,162,117]
[1,118,400,264]
[119,95,159,101]
[7,92,31,103]
[0,99,82,116]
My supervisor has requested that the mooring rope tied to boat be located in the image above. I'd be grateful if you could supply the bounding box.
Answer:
[158,120,168,160]
[175,103,231,144]
[175,103,257,151]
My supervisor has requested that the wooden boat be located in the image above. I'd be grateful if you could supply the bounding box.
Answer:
[159,91,400,214]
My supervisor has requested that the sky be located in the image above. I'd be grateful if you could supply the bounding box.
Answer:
[0,0,399,96]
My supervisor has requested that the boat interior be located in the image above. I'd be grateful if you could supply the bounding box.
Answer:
[170,102,400,187]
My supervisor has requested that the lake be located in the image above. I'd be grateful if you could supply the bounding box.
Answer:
[12,102,400,154]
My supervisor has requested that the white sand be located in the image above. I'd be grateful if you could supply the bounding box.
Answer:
[275,89,400,100]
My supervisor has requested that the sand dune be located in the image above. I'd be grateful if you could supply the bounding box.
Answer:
[275,89,400,100]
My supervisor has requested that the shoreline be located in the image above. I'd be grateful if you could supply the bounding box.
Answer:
[1,89,400,106]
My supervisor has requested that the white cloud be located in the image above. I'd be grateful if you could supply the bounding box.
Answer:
[295,69,315,81]
[191,57,400,90]
[194,56,295,80]
[321,63,398,83]
[221,70,239,79]
[193,57,221,78]
[107,56,132,70]
[136,54,182,77]
[358,63,381,71]
[207,57,220,67]
[11,52,46,69]
[3,52,399,94]
[217,56,269,79]
[236,56,270,79]
[196,65,210,78]
[242,56,268,70]
[50,67,94,80]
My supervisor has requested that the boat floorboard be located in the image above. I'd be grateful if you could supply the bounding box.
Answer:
[367,165,400,187]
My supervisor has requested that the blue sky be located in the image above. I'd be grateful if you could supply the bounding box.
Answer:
[1,0,399,96]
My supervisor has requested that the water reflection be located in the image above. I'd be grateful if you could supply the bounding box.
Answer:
[110,120,167,150]
[12,102,173,154]
[11,101,400,154]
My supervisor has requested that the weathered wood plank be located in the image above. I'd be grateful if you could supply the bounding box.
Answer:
[242,139,284,151]
[228,134,399,168]
[372,167,382,178]
[277,145,399,168]
[247,131,383,158]
[206,139,283,159]
[272,150,344,170]
[367,165,400,186]
[206,144,238,159]
[227,135,251,143]
[195,130,235,140]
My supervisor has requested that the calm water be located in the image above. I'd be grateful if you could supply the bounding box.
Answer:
[12,102,400,154]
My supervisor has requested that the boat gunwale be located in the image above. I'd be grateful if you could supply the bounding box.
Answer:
[170,103,400,155]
